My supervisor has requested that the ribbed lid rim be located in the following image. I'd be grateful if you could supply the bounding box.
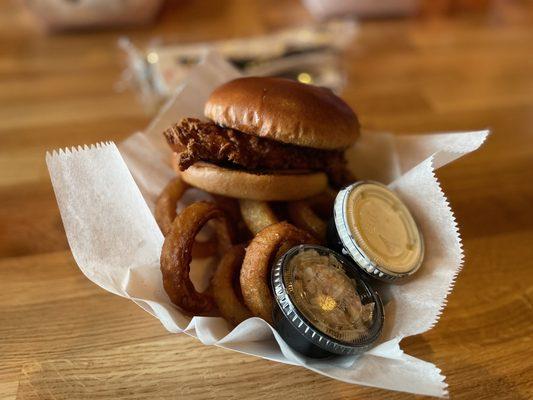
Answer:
[271,245,384,355]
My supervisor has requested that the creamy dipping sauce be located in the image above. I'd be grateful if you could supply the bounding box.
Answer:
[345,183,423,275]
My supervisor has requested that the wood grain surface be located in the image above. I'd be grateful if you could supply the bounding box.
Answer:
[1,1,532,399]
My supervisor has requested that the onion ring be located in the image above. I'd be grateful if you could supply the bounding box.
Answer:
[240,222,317,323]
[155,177,189,236]
[155,177,218,258]
[239,199,278,235]
[211,244,252,326]
[160,201,233,315]
[287,189,337,242]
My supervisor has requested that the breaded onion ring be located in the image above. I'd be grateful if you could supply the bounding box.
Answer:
[287,189,337,242]
[239,199,278,235]
[155,177,218,258]
[160,201,233,315]
[155,177,189,235]
[240,222,317,323]
[211,245,252,326]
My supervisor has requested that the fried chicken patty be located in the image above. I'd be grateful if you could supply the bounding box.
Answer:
[164,118,348,185]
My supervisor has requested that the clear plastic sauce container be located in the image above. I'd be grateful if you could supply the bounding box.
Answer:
[327,181,424,281]
[271,245,384,358]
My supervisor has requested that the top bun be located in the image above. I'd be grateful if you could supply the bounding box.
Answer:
[204,77,359,150]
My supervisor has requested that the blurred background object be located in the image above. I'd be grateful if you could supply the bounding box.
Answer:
[303,0,494,19]
[20,0,164,31]
[303,0,420,19]
[119,19,356,109]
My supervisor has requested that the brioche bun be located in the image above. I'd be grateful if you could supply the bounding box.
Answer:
[204,77,359,150]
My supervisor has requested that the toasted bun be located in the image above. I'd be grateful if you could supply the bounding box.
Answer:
[177,161,328,201]
[204,77,359,150]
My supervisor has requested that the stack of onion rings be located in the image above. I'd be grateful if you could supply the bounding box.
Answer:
[160,201,233,315]
[211,245,252,326]
[240,222,317,323]
[157,176,338,324]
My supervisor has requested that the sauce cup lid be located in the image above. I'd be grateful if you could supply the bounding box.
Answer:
[333,181,424,281]
[271,245,384,356]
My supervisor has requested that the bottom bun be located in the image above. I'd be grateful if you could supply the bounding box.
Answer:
[177,160,328,201]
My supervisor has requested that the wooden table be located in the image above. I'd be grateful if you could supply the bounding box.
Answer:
[1,1,532,399]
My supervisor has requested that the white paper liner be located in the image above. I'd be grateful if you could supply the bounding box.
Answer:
[46,52,488,397]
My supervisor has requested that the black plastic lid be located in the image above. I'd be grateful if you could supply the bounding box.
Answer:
[271,245,384,356]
